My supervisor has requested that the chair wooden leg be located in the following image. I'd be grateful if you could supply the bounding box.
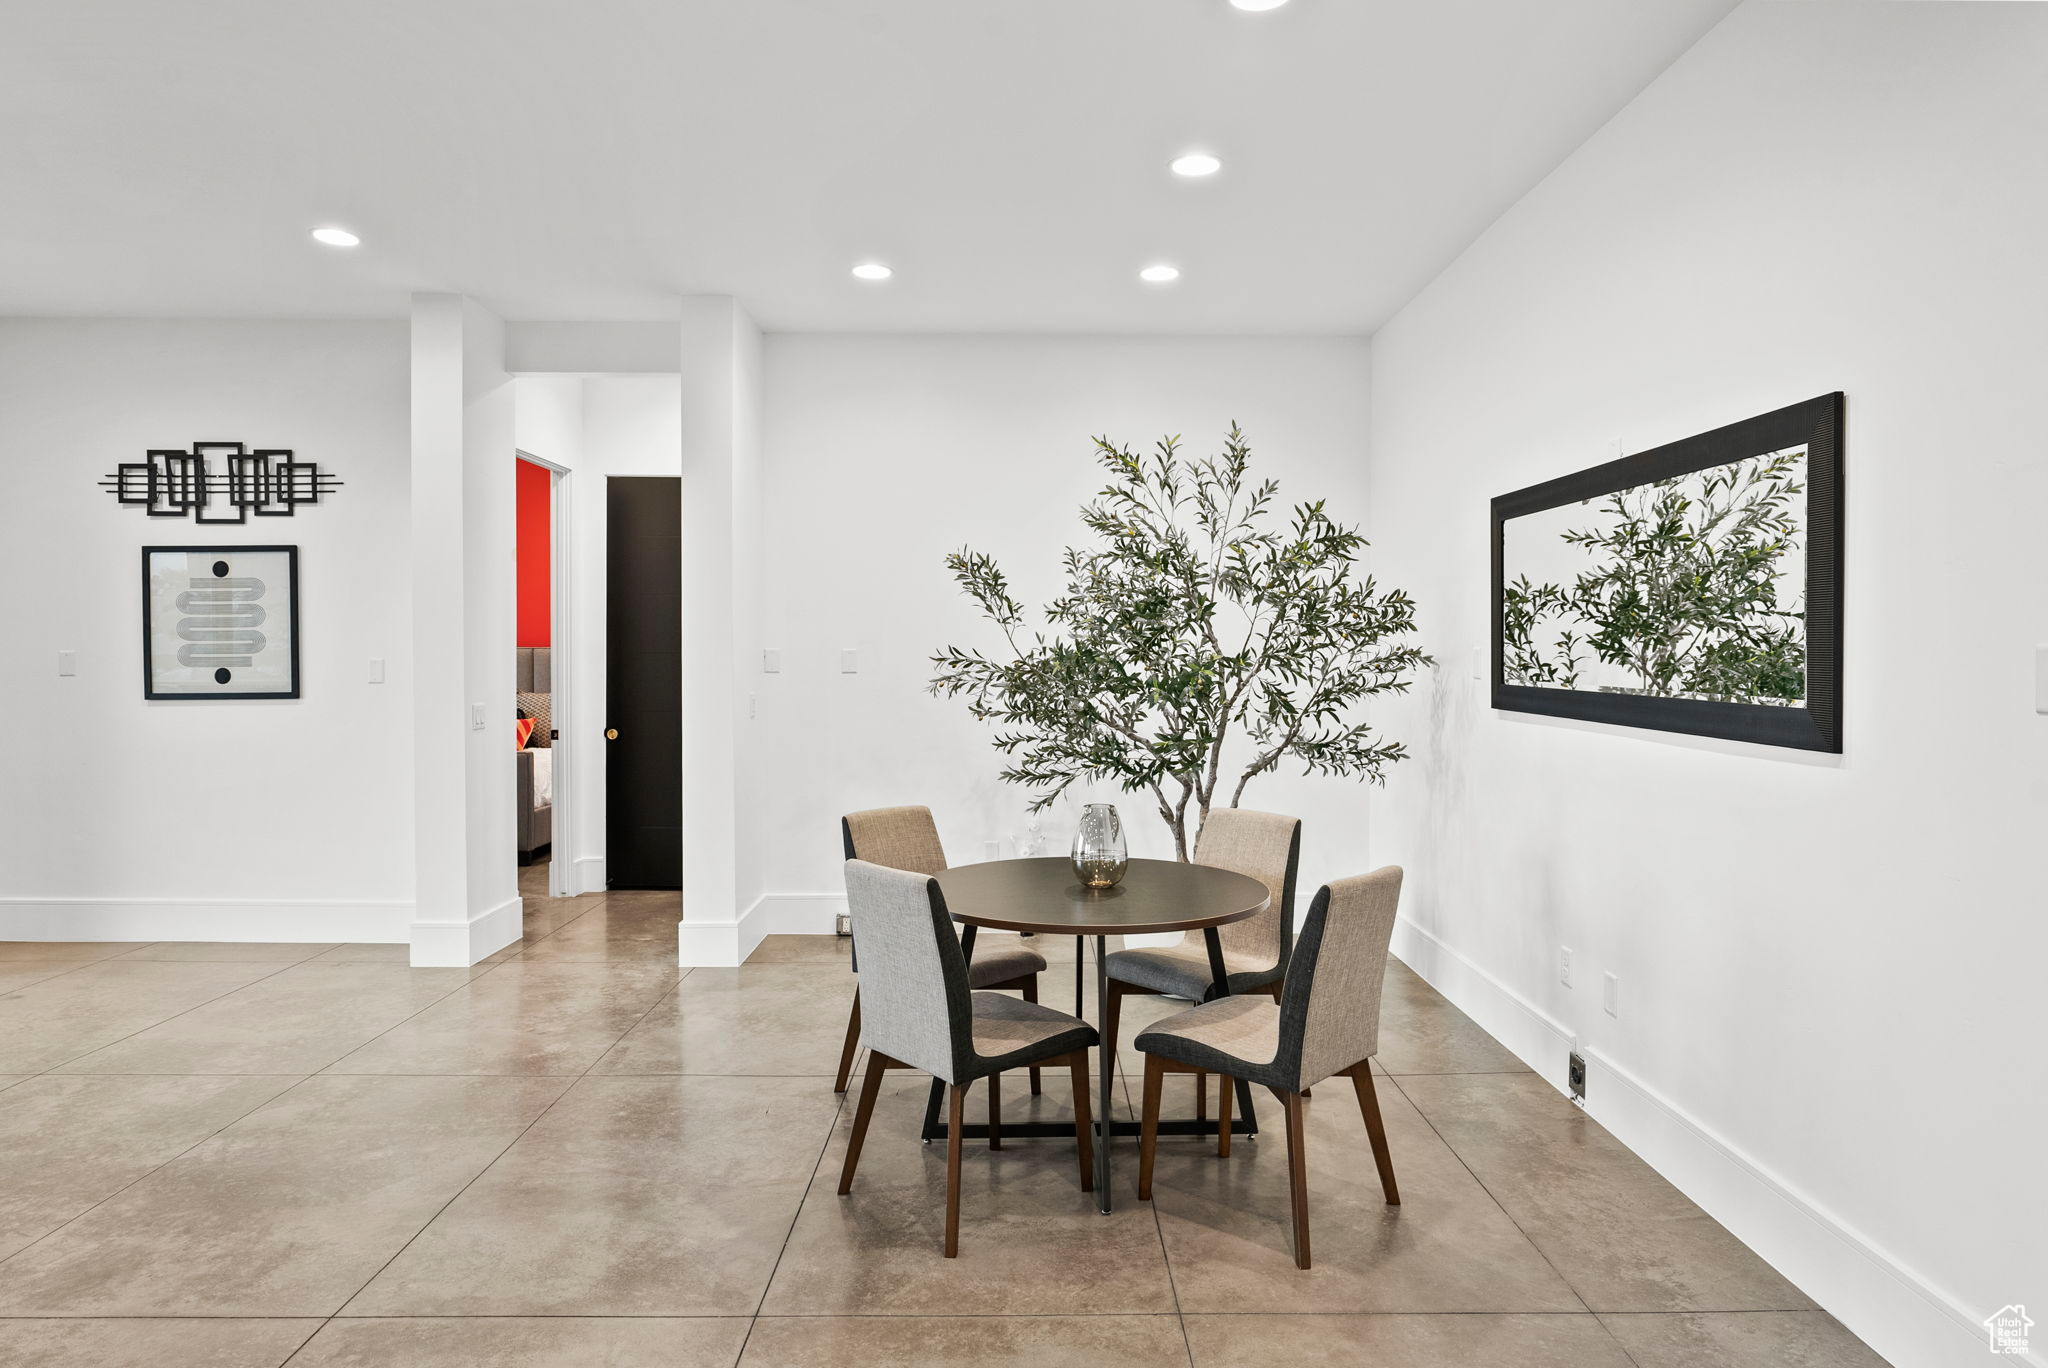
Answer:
[1102,979,1124,1080]
[1216,1070,1233,1157]
[1195,1069,1208,1122]
[837,1051,886,1194]
[944,1082,966,1258]
[1348,1063,1400,1205]
[1283,1091,1311,1269]
[988,1071,1002,1150]
[1067,1050,1094,1193]
[833,986,861,1094]
[1139,1054,1164,1201]
[1021,977,1042,1095]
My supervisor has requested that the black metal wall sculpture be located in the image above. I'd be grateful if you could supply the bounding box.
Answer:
[99,443,341,524]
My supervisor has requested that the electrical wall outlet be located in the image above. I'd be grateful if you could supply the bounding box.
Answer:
[367,657,385,684]
[748,692,758,719]
[1603,971,1620,1018]
[840,648,859,674]
[1559,945,1574,988]
[763,648,782,673]
[56,650,77,677]
[834,912,852,938]
[1568,1050,1587,1103]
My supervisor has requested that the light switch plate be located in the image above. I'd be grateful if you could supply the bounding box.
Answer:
[1603,972,1620,1018]
[57,650,77,677]
[470,703,485,731]
[367,657,385,684]
[840,648,858,674]
[2037,645,2048,714]
[763,648,782,674]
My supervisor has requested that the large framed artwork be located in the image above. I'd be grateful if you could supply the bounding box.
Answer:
[141,545,300,700]
[1491,393,1843,752]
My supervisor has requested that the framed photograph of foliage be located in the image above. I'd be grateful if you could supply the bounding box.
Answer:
[1491,393,1843,751]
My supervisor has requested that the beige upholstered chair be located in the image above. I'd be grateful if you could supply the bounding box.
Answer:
[837,859,1097,1257]
[1101,808,1300,1108]
[834,806,1048,1094]
[1134,866,1404,1270]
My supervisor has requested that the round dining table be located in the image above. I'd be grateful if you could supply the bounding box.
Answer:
[930,856,1270,1213]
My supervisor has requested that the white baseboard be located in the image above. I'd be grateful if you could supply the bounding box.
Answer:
[569,856,605,897]
[0,897,413,944]
[677,893,842,967]
[409,894,521,968]
[1389,916,2020,1368]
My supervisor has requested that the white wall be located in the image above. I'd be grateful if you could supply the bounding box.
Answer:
[0,320,416,941]
[753,336,1381,929]
[1364,5,2047,1365]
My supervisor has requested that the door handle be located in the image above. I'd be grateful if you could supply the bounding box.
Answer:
[605,728,619,740]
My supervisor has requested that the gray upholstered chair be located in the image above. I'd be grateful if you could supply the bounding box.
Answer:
[837,859,1098,1257]
[1134,866,1404,1270]
[1101,809,1299,1111]
[834,806,1049,1094]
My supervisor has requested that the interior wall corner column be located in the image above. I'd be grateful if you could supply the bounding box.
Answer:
[676,295,765,967]
[409,292,521,968]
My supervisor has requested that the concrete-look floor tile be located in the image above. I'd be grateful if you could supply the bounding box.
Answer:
[0,1075,29,1092]
[303,942,413,963]
[1150,1071,1582,1313]
[0,1073,301,1258]
[1598,1311,1893,1366]
[1373,959,1532,1075]
[1395,1072,1811,1312]
[0,1318,322,1367]
[347,1074,839,1316]
[0,959,284,1073]
[295,1317,750,1367]
[112,941,338,963]
[55,961,477,1074]
[0,940,152,962]
[0,962,92,994]
[761,1070,1174,1316]
[594,963,852,1075]
[326,962,681,1075]
[518,900,681,963]
[746,933,853,965]
[741,1314,1191,1367]
[1184,1312,1635,1366]
[0,1073,569,1316]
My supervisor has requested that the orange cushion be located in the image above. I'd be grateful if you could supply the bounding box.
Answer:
[514,716,535,749]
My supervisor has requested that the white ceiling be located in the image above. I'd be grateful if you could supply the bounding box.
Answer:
[0,0,1735,332]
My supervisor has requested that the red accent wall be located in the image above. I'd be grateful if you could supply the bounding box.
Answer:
[516,460,551,647]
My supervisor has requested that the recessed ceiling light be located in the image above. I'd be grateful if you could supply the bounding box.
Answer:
[310,226,359,247]
[1230,0,1290,10]
[851,262,893,281]
[1170,152,1222,178]
[1139,264,1181,284]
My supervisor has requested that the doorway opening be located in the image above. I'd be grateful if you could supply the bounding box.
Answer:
[515,451,573,900]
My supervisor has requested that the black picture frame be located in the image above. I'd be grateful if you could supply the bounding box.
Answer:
[141,544,302,701]
[1490,393,1843,752]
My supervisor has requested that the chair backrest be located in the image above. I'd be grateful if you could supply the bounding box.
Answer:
[1193,808,1300,971]
[1275,866,1403,1091]
[842,805,948,875]
[842,859,972,1083]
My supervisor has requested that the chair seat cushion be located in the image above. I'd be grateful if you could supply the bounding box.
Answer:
[966,942,1047,988]
[1104,941,1278,1001]
[1134,994,1289,1090]
[967,991,1096,1077]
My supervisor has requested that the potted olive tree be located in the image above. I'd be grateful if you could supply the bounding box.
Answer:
[931,425,1431,859]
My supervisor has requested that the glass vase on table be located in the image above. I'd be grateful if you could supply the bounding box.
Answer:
[1070,804,1128,888]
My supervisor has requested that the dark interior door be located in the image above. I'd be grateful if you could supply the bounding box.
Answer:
[605,476,682,889]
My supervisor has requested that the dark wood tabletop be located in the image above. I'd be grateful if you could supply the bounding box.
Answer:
[932,856,1269,936]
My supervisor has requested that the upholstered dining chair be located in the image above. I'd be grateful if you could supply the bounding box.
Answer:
[834,806,1048,1094]
[1101,808,1299,1113]
[1134,866,1404,1270]
[837,859,1097,1257]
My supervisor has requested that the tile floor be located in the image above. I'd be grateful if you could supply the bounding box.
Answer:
[0,864,1891,1366]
